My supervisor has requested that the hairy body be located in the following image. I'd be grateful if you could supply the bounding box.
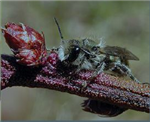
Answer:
[57,38,139,83]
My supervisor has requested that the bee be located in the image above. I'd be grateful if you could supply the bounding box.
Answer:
[54,18,140,117]
[54,18,140,83]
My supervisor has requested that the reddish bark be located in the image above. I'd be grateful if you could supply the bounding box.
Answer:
[1,53,150,113]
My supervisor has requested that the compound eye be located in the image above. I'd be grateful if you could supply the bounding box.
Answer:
[91,46,98,51]
[67,45,80,62]
[73,46,80,52]
[71,45,80,56]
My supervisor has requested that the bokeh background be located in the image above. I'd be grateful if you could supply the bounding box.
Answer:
[1,1,149,121]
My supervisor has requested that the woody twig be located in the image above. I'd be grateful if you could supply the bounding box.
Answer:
[1,54,150,113]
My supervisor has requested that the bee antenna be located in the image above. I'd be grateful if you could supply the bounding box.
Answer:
[53,17,64,40]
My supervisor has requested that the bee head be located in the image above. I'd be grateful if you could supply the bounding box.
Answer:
[91,46,99,52]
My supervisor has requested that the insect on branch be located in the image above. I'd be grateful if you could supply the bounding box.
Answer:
[1,21,150,117]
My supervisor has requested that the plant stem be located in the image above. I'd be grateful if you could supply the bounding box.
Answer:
[1,54,150,113]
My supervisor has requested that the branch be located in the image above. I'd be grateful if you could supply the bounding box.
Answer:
[1,54,150,114]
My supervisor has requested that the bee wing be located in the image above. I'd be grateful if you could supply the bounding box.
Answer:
[101,46,139,60]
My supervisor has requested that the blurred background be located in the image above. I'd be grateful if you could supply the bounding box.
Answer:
[1,1,149,121]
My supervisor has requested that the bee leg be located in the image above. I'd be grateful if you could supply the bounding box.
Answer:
[79,57,97,91]
[74,55,86,73]
[96,62,106,74]
[93,58,106,75]
[114,63,140,83]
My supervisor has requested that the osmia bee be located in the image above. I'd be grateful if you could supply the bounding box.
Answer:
[54,18,140,83]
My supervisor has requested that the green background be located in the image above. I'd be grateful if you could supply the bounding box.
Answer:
[1,1,149,120]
